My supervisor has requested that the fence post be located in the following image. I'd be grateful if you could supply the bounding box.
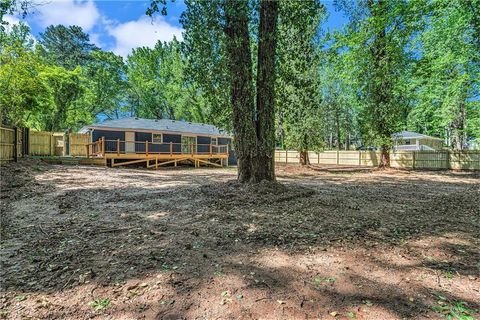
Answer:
[358,151,361,166]
[336,150,339,165]
[49,133,53,156]
[412,151,416,169]
[285,150,288,164]
[13,127,18,162]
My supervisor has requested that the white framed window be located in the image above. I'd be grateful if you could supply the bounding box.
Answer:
[152,133,163,143]
[211,137,218,145]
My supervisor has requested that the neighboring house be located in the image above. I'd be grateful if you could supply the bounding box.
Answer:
[79,117,236,165]
[392,131,443,151]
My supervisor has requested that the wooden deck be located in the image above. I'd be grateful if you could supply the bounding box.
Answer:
[86,138,230,169]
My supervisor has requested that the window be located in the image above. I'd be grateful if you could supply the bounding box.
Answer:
[405,139,411,145]
[211,137,217,146]
[152,133,162,143]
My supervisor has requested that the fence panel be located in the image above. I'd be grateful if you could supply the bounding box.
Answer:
[29,131,54,156]
[275,149,480,170]
[0,127,15,163]
[319,151,338,164]
[391,151,414,168]
[69,133,90,156]
[414,151,449,169]
[449,151,480,170]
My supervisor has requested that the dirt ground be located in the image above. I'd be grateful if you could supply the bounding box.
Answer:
[1,160,479,320]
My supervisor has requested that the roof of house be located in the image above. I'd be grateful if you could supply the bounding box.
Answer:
[79,117,231,137]
[392,131,442,141]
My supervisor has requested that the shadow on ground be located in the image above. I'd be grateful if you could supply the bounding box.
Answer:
[1,160,479,319]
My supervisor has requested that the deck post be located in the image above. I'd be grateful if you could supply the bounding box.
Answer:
[191,143,194,157]
[155,156,158,169]
[117,139,120,156]
[102,137,105,157]
[210,144,213,157]
[170,142,173,156]
[146,140,149,157]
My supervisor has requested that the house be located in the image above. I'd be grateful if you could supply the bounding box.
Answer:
[392,131,443,151]
[79,117,236,167]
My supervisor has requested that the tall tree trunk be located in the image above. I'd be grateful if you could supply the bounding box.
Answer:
[299,150,310,166]
[369,0,392,168]
[252,0,279,182]
[380,144,390,168]
[224,0,256,182]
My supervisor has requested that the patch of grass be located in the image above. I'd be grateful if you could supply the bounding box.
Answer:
[0,308,8,319]
[313,276,336,286]
[14,295,27,302]
[90,298,110,310]
[432,295,478,320]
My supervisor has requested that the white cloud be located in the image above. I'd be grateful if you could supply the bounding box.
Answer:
[34,0,100,32]
[107,16,183,57]
[4,15,21,26]
[3,14,37,44]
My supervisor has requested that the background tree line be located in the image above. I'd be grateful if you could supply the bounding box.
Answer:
[1,0,479,165]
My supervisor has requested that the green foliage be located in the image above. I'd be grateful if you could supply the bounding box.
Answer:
[432,294,478,320]
[408,0,480,149]
[38,25,98,70]
[89,298,110,310]
[276,0,326,152]
[126,38,204,122]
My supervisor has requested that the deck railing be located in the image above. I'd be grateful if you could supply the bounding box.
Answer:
[86,137,229,158]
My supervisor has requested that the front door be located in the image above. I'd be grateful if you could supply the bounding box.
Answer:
[181,136,196,154]
[125,131,135,153]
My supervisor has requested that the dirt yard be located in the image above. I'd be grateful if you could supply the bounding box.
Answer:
[1,160,479,320]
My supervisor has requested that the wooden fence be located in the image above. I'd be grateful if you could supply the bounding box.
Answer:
[0,126,22,163]
[69,133,90,156]
[1,128,91,163]
[274,150,480,170]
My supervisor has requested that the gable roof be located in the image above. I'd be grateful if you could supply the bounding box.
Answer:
[392,131,442,141]
[79,117,231,137]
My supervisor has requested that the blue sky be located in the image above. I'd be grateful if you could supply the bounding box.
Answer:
[6,0,348,57]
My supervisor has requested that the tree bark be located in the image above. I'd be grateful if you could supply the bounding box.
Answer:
[299,150,310,166]
[252,0,279,182]
[224,0,256,182]
[380,144,390,168]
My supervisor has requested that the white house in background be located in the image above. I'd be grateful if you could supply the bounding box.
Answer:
[392,131,443,151]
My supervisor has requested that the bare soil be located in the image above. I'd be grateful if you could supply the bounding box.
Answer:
[1,160,479,320]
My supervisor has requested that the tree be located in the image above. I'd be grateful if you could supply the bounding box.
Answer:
[0,37,50,128]
[81,50,128,121]
[408,0,480,150]
[38,65,84,131]
[337,0,414,167]
[126,38,201,121]
[180,0,231,129]
[276,0,325,165]
[38,25,98,70]
[223,0,279,182]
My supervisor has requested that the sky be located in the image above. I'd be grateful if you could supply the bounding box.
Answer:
[5,0,348,58]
